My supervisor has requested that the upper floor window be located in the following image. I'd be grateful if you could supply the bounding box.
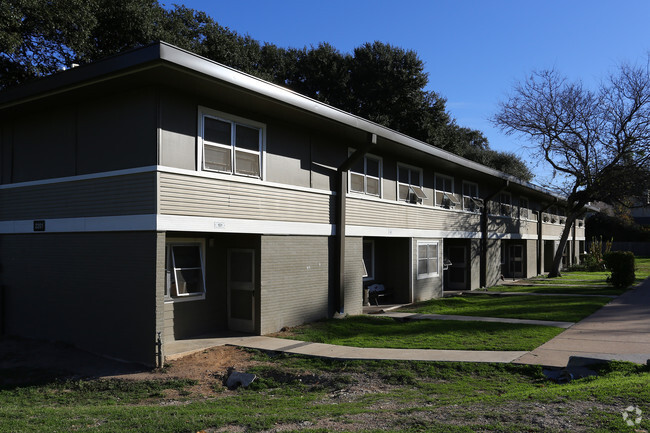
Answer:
[499,192,512,217]
[462,181,482,212]
[200,108,265,178]
[350,154,382,197]
[397,164,427,203]
[435,174,459,209]
[519,197,529,219]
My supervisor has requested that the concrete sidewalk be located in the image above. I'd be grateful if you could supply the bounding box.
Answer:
[514,278,650,367]
[166,334,526,364]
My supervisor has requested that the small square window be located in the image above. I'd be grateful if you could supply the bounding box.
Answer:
[417,241,439,279]
[435,175,458,209]
[200,108,264,179]
[349,153,382,197]
[166,241,206,301]
[397,164,426,203]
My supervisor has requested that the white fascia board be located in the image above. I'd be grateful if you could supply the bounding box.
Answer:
[346,225,482,239]
[0,215,334,236]
[156,215,334,236]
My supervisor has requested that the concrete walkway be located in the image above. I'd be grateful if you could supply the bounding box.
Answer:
[165,278,650,367]
[166,334,526,364]
[514,278,650,367]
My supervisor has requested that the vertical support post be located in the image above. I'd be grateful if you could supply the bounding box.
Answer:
[480,205,488,288]
[480,181,508,288]
[537,210,543,275]
[335,133,376,315]
[336,169,347,314]
[537,199,557,275]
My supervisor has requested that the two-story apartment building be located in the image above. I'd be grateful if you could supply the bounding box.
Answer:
[0,42,585,365]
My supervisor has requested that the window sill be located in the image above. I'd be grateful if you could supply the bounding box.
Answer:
[164,294,206,304]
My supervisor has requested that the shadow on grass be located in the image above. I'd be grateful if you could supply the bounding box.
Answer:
[0,336,149,391]
[398,295,611,322]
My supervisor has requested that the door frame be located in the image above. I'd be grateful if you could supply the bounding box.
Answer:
[446,244,467,290]
[508,244,524,278]
[227,248,256,333]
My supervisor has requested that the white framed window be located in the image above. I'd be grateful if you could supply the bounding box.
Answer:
[199,107,265,179]
[435,174,459,209]
[417,240,439,279]
[499,192,512,217]
[362,239,375,281]
[397,163,426,203]
[462,181,482,212]
[349,153,382,197]
[519,196,529,220]
[165,239,206,302]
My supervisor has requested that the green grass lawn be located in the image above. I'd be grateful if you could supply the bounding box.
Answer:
[2,353,650,432]
[636,256,650,281]
[490,257,650,295]
[488,285,624,296]
[397,294,612,322]
[276,315,563,351]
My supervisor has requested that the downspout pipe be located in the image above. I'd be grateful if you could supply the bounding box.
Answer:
[335,133,377,315]
[537,198,558,275]
[480,180,509,288]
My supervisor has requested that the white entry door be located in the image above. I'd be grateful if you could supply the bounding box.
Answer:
[227,249,256,333]
[447,245,467,290]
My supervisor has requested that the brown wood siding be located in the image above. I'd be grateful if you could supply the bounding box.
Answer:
[159,172,334,224]
[0,172,157,220]
[346,197,481,231]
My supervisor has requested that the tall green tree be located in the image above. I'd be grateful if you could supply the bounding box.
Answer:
[0,0,97,86]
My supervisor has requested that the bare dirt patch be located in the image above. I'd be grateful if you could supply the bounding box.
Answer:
[0,336,261,396]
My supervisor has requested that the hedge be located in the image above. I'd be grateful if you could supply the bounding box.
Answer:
[604,251,636,289]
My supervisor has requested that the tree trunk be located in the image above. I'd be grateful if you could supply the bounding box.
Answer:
[547,213,579,278]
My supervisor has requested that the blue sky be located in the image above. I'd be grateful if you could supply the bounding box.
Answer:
[172,0,650,183]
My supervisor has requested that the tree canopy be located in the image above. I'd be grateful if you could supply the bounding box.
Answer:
[493,65,650,276]
[1,0,532,180]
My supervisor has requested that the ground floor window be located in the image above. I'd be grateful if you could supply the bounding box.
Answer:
[362,239,375,281]
[417,240,439,279]
[165,240,206,301]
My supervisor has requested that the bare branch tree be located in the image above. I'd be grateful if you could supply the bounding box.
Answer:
[493,64,650,277]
